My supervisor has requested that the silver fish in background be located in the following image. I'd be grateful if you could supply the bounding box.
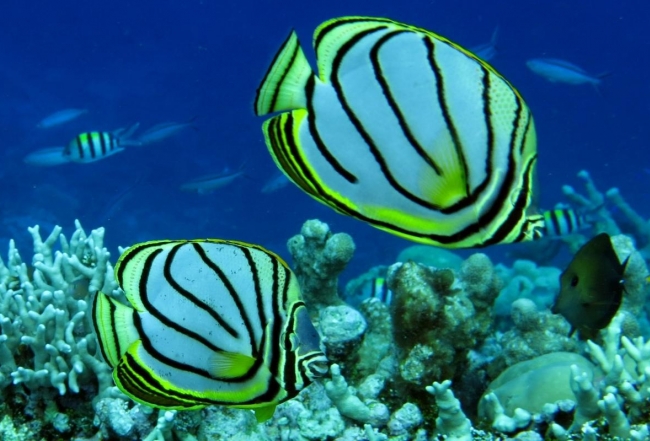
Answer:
[470,26,499,61]
[36,108,88,129]
[526,58,608,87]
[137,118,197,145]
[63,123,141,164]
[23,146,70,167]
[181,167,245,194]
[261,172,290,194]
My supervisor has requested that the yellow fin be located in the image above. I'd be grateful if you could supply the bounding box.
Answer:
[253,404,277,423]
[92,291,138,367]
[208,351,256,379]
[255,31,312,116]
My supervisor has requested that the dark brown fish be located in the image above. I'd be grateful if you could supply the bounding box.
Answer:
[551,233,628,338]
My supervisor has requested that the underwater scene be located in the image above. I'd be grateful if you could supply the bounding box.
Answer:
[1,1,649,440]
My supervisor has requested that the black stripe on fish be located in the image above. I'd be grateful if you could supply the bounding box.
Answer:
[88,133,96,159]
[140,247,228,355]
[314,17,389,54]
[118,351,204,407]
[92,293,117,368]
[239,246,267,332]
[255,30,297,115]
[167,243,240,338]
[425,36,470,197]
[476,100,528,246]
[331,27,473,212]
[116,241,165,285]
[305,76,358,184]
[76,135,85,160]
[280,300,302,397]
[482,158,537,246]
[370,31,443,176]
[99,132,107,156]
[133,306,217,380]
[551,210,563,235]
[266,255,283,381]
[192,243,258,358]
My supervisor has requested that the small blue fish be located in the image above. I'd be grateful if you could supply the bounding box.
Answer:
[470,27,499,62]
[24,147,70,167]
[137,118,197,145]
[261,172,290,194]
[181,167,245,194]
[526,58,608,87]
[37,108,88,129]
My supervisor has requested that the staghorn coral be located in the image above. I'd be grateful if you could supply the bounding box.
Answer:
[562,170,650,257]
[0,220,116,398]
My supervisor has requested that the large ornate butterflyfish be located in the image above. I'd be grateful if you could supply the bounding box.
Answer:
[551,233,628,338]
[254,16,545,248]
[92,239,328,422]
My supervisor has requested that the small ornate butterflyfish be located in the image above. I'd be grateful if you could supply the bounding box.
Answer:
[92,239,328,422]
[254,16,544,248]
[551,233,628,338]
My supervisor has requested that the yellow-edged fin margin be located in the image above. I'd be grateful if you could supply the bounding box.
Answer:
[312,16,511,84]
[255,30,312,115]
[113,240,178,312]
[263,110,325,201]
[115,339,281,410]
[92,292,139,368]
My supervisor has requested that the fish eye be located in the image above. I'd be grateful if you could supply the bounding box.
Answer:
[571,275,579,287]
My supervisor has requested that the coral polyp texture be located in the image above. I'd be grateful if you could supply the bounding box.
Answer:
[1,218,650,440]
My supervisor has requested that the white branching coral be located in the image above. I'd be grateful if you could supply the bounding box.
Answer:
[0,220,118,397]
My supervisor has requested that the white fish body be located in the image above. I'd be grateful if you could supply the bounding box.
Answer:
[138,119,196,145]
[526,58,603,85]
[23,146,70,166]
[37,108,88,129]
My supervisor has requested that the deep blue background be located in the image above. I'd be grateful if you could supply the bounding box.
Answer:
[1,1,648,280]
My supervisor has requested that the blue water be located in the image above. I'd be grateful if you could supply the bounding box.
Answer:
[1,1,648,278]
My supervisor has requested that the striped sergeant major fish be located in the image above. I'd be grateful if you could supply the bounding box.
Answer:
[64,123,141,163]
[540,208,588,237]
[254,17,545,249]
[92,239,328,422]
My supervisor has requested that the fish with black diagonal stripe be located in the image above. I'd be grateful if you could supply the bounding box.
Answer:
[92,239,328,422]
[255,16,546,248]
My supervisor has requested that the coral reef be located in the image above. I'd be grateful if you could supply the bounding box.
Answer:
[386,254,500,387]
[2,217,650,440]
[0,221,115,402]
[287,219,355,312]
